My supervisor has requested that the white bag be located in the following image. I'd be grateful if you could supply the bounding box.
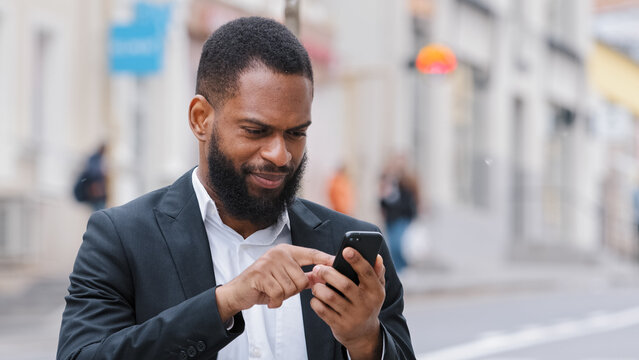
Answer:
[401,219,430,266]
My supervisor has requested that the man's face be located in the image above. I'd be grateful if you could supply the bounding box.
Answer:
[205,65,312,228]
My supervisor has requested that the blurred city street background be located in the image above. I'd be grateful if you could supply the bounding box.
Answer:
[1,0,639,359]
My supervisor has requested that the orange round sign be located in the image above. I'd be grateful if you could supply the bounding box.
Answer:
[415,44,457,74]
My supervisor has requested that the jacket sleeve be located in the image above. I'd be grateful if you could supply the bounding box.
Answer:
[378,230,416,360]
[57,211,244,360]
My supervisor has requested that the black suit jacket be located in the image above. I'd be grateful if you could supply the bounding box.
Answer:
[57,170,415,360]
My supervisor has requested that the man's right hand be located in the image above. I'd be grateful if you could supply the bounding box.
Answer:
[215,244,334,322]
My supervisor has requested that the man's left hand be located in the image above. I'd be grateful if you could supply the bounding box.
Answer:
[309,249,385,360]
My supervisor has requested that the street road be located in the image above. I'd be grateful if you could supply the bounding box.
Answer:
[405,285,639,360]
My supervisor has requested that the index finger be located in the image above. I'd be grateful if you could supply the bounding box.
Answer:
[288,245,335,267]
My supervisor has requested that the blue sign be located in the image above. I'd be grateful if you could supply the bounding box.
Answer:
[109,2,172,75]
[135,2,171,35]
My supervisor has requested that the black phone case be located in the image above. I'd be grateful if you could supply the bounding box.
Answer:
[328,231,383,296]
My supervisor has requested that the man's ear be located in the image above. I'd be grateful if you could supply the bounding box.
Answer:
[189,95,213,142]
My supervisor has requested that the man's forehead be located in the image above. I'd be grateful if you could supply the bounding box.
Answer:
[231,68,312,103]
[237,65,312,87]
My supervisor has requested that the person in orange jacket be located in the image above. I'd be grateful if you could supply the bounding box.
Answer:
[328,165,355,215]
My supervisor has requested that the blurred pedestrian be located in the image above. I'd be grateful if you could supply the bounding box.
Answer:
[380,155,419,273]
[58,17,414,360]
[72,144,107,211]
[327,165,355,215]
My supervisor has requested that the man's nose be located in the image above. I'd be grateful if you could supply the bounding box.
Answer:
[261,135,292,167]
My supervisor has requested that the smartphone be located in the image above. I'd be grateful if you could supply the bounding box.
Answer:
[328,231,383,295]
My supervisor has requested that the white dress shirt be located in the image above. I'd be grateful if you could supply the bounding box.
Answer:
[192,169,308,360]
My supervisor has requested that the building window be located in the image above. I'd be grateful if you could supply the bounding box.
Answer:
[31,29,53,152]
[542,105,575,241]
[451,63,490,208]
[510,0,531,71]
[511,97,525,238]
[548,0,576,46]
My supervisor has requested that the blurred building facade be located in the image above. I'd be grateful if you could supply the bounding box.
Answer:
[0,0,109,270]
[405,0,603,267]
[589,0,639,260]
[589,42,639,259]
[2,0,637,271]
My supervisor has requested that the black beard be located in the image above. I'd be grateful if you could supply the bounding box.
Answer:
[206,131,307,229]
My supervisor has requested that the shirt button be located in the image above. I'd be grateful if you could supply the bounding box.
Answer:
[196,340,206,352]
[249,345,262,358]
[187,345,197,357]
[179,350,188,360]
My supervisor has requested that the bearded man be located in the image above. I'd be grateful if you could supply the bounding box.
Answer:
[57,17,414,360]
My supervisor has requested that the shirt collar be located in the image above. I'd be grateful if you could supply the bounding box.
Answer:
[191,167,290,238]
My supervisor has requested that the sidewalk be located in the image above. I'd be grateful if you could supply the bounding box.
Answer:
[0,267,68,360]
[400,253,639,297]
[4,252,639,311]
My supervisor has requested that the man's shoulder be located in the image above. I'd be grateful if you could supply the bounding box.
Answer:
[98,186,170,226]
[293,198,379,231]
[100,169,195,224]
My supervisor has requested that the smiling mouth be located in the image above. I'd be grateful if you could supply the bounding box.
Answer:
[249,173,287,189]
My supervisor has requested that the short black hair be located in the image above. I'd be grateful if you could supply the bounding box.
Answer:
[195,16,314,109]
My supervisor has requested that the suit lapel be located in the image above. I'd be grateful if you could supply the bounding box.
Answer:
[289,199,341,360]
[155,170,216,299]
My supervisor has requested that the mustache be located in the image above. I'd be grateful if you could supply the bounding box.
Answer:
[241,163,294,175]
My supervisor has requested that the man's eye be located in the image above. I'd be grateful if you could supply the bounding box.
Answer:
[287,131,307,139]
[244,128,265,135]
